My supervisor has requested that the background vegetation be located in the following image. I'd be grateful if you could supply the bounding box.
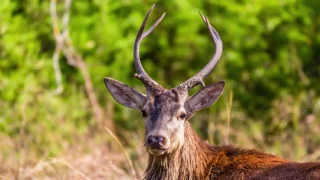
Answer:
[0,0,319,179]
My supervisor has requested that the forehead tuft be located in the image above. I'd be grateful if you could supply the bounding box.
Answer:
[154,92,175,106]
[149,90,183,114]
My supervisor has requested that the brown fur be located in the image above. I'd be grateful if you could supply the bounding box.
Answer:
[144,122,320,180]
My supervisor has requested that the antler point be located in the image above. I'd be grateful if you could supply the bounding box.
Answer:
[151,3,156,10]
[200,80,205,87]
[162,12,167,17]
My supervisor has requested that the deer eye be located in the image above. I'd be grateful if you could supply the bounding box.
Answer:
[141,110,147,117]
[179,113,186,119]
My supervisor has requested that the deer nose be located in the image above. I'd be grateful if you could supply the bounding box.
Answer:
[147,135,167,149]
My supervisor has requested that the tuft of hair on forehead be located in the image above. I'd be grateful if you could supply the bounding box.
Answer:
[165,88,188,103]
[152,90,179,107]
[149,90,183,117]
[170,89,180,102]
[171,89,180,102]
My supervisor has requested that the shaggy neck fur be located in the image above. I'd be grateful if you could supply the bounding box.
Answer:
[143,121,294,180]
[144,122,215,180]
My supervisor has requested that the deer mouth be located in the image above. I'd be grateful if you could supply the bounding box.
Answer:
[147,147,168,156]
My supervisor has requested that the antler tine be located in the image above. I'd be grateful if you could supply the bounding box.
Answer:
[178,13,223,91]
[134,3,166,96]
[142,12,166,39]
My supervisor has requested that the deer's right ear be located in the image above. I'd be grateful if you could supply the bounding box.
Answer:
[104,78,147,110]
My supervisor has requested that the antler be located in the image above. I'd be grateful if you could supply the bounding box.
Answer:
[178,13,223,91]
[134,3,166,96]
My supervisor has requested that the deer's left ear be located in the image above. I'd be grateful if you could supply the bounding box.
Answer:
[185,81,225,115]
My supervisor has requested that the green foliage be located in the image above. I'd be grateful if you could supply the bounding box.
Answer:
[0,0,320,169]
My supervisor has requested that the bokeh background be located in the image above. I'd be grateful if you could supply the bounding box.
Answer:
[1,0,320,179]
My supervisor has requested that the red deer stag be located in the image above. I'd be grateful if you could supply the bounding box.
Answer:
[104,4,320,180]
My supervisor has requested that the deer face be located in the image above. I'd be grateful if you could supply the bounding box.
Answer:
[104,4,224,156]
[141,89,187,155]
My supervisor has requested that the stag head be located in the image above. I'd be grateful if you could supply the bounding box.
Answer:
[104,4,224,156]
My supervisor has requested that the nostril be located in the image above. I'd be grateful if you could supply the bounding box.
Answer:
[157,136,165,143]
[147,135,167,147]
[147,136,157,144]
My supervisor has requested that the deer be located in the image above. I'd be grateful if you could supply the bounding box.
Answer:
[104,4,320,180]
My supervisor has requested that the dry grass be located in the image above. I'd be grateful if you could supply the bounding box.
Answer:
[0,132,146,180]
[19,148,134,180]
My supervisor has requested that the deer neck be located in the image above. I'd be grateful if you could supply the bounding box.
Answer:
[144,122,216,180]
